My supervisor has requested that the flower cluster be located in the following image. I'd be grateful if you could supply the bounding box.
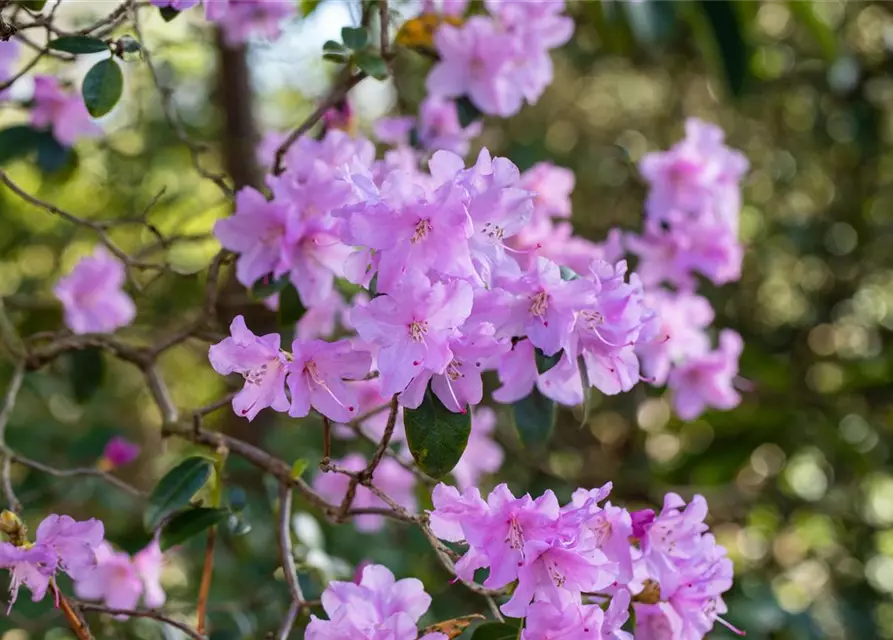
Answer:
[429,482,739,638]
[307,564,447,640]
[425,0,574,117]
[149,0,295,45]
[73,540,165,612]
[629,119,749,419]
[54,246,135,335]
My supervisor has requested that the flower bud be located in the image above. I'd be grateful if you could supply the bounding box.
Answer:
[0,510,26,546]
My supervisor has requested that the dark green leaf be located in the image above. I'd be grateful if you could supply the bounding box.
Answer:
[342,26,369,51]
[48,36,109,54]
[512,387,557,447]
[471,622,522,640]
[35,133,72,174]
[456,95,482,128]
[323,53,349,63]
[404,386,471,478]
[559,266,579,281]
[160,507,228,550]
[301,0,323,17]
[69,347,105,404]
[82,58,124,117]
[0,126,42,165]
[323,40,346,53]
[697,0,750,97]
[144,456,214,532]
[355,51,388,80]
[159,6,180,21]
[577,355,593,427]
[17,0,47,11]
[251,272,290,299]
[535,348,562,375]
[279,283,305,327]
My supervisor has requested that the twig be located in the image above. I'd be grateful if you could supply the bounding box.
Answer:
[76,602,206,640]
[5,450,145,497]
[144,365,179,426]
[271,71,367,176]
[196,527,215,635]
[276,483,304,640]
[0,363,24,512]
[58,592,94,640]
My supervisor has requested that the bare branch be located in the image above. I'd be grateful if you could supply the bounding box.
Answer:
[76,602,206,640]
[276,483,305,640]
[0,363,25,512]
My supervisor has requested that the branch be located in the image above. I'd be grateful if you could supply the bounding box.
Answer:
[5,450,145,498]
[276,483,305,640]
[0,363,24,512]
[76,602,206,640]
[271,71,367,176]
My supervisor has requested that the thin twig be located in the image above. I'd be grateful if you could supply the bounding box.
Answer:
[77,602,206,640]
[0,363,25,512]
[196,527,215,635]
[276,483,304,640]
[5,450,145,497]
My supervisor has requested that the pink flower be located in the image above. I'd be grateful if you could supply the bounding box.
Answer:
[150,0,198,8]
[208,316,290,420]
[30,75,101,146]
[214,186,296,290]
[306,564,433,639]
[427,18,522,117]
[54,247,135,335]
[0,545,57,612]
[667,330,743,420]
[522,591,632,640]
[313,454,416,533]
[74,540,166,612]
[205,0,295,46]
[519,162,576,222]
[34,514,104,580]
[417,96,482,155]
[351,271,473,396]
[286,217,353,307]
[286,338,371,422]
[100,436,140,468]
[452,407,503,490]
[0,39,19,99]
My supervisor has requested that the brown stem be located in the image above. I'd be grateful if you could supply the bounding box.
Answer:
[58,592,94,640]
[196,526,216,634]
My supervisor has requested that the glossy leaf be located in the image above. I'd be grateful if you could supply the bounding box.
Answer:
[35,133,73,174]
[69,347,105,404]
[48,36,109,54]
[323,40,346,53]
[17,0,47,11]
[144,456,213,532]
[251,272,290,300]
[278,283,305,327]
[160,507,228,551]
[404,387,471,478]
[471,621,522,640]
[512,387,557,447]
[82,58,124,117]
[456,95,482,128]
[534,347,562,375]
[355,51,388,80]
[342,26,369,51]
[697,0,750,97]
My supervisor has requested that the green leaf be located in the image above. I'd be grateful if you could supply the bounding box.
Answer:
[17,0,47,11]
[144,456,214,532]
[342,26,369,51]
[0,126,42,165]
[35,132,73,174]
[291,458,309,479]
[301,0,323,17]
[512,387,557,447]
[456,95,482,128]
[69,347,105,404]
[160,507,228,551]
[323,40,347,53]
[159,6,180,21]
[354,51,388,80]
[577,355,593,427]
[404,386,471,478]
[82,58,124,117]
[48,36,109,54]
[279,283,305,326]
[251,272,290,299]
[471,622,522,640]
[534,348,562,375]
[323,53,349,63]
[788,0,837,62]
[696,0,751,97]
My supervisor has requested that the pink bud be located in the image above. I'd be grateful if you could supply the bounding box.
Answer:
[101,436,140,468]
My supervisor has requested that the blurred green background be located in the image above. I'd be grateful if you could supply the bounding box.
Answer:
[2,0,893,638]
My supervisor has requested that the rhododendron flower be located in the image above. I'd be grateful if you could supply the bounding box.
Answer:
[285,217,353,307]
[100,436,140,469]
[417,96,482,155]
[74,540,166,612]
[205,0,295,46]
[35,514,104,580]
[214,186,295,290]
[522,591,632,640]
[314,454,416,533]
[667,329,743,419]
[30,76,101,146]
[307,564,443,639]
[452,407,503,490]
[209,316,289,420]
[351,271,473,396]
[54,247,135,335]
[519,161,576,222]
[286,338,371,422]
[0,544,57,612]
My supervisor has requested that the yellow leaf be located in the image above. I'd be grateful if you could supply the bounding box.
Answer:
[395,13,464,51]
